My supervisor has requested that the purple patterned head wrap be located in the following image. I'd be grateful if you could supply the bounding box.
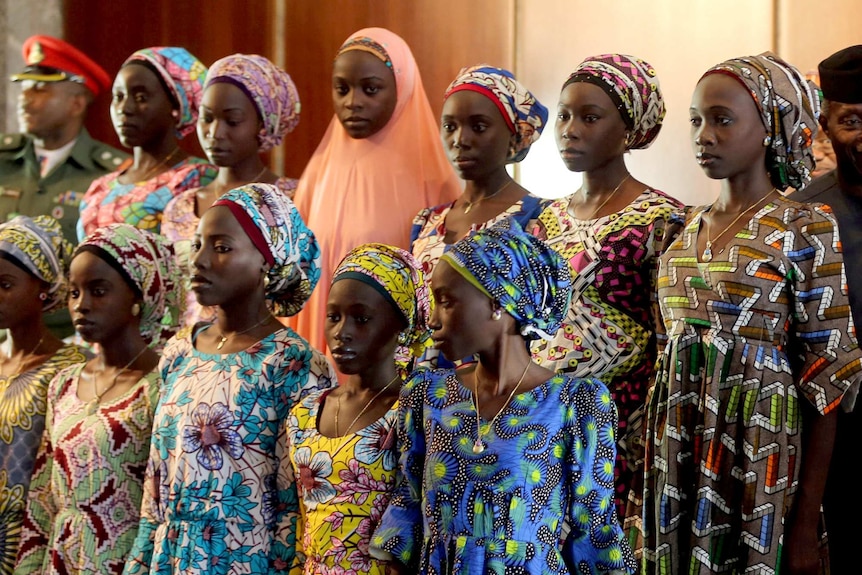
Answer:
[206,54,301,152]
[445,65,548,163]
[564,54,665,150]
[123,47,208,139]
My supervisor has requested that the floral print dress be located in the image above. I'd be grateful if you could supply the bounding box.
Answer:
[286,389,398,575]
[370,369,637,575]
[125,326,335,575]
[0,345,87,575]
[14,365,160,575]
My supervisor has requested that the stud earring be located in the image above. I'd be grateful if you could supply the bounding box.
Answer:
[492,309,503,321]
[171,109,180,119]
[763,135,772,147]
[131,303,141,317]
[38,292,47,301]
[625,131,636,148]
[263,273,271,289]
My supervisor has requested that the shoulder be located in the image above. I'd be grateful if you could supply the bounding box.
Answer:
[159,327,195,370]
[414,202,452,226]
[275,177,299,199]
[789,171,839,203]
[85,140,129,172]
[269,328,336,383]
[0,133,28,153]
[48,361,86,401]
[555,374,613,409]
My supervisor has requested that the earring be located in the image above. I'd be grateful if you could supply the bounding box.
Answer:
[624,132,636,148]
[262,271,271,289]
[492,309,503,321]
[171,109,180,119]
[763,135,772,147]
[38,292,47,301]
[131,303,141,317]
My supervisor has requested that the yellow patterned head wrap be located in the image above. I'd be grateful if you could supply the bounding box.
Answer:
[332,243,432,374]
[0,215,72,313]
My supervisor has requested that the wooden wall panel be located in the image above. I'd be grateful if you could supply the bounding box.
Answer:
[63,0,274,158]
[278,0,514,178]
[62,0,513,181]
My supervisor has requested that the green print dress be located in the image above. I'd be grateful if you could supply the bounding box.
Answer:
[125,326,335,575]
[0,345,87,575]
[14,364,160,575]
[635,198,862,574]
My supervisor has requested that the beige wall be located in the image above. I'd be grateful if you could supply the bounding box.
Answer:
[515,0,862,206]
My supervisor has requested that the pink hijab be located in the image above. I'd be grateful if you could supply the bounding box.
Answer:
[290,27,460,354]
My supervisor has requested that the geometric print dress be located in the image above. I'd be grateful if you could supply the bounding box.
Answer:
[286,389,398,575]
[528,188,684,518]
[370,369,637,575]
[633,198,862,574]
[14,365,160,575]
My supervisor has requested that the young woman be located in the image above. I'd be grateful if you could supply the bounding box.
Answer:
[77,46,216,240]
[287,243,431,574]
[125,183,335,575]
[371,218,636,575]
[162,53,302,326]
[411,64,548,278]
[527,55,683,518]
[633,53,861,575]
[0,216,87,575]
[14,224,184,575]
[290,27,460,355]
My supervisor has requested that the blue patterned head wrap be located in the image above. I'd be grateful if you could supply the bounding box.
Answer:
[445,65,548,163]
[213,183,320,317]
[440,218,572,341]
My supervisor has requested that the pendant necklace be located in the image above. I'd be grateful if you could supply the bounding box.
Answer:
[334,374,400,436]
[86,345,148,415]
[471,361,531,454]
[578,173,630,220]
[215,314,274,350]
[702,188,777,262]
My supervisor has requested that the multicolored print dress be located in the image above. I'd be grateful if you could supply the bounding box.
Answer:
[635,198,862,574]
[125,326,335,575]
[370,369,636,575]
[14,365,160,575]
[528,188,683,517]
[77,158,217,240]
[286,389,398,575]
[0,345,87,575]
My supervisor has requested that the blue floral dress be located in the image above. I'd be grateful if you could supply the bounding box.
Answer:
[370,369,637,575]
[124,326,335,575]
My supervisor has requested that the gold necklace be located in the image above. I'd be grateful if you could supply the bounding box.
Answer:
[462,179,514,214]
[87,345,148,415]
[471,361,531,454]
[334,374,400,436]
[578,173,631,220]
[702,188,777,262]
[248,165,268,183]
[215,314,274,350]
[138,147,182,182]
[1,335,46,383]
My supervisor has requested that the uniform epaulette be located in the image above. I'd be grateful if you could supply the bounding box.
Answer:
[91,144,129,172]
[0,133,26,152]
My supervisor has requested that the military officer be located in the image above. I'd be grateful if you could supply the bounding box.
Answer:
[0,35,128,244]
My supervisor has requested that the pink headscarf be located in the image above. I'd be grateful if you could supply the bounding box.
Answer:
[290,27,460,355]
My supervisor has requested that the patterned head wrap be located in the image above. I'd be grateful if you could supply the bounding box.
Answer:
[0,215,72,313]
[564,54,665,150]
[123,47,208,138]
[703,52,820,191]
[212,184,320,317]
[445,65,548,163]
[206,54,301,152]
[332,243,432,374]
[76,224,184,347]
[337,35,394,69]
[440,218,572,341]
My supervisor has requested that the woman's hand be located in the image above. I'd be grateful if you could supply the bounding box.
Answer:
[783,518,823,575]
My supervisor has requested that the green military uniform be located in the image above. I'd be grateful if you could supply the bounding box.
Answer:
[0,129,127,338]
[0,128,128,243]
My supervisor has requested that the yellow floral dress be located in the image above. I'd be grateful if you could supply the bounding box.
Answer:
[286,389,398,575]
